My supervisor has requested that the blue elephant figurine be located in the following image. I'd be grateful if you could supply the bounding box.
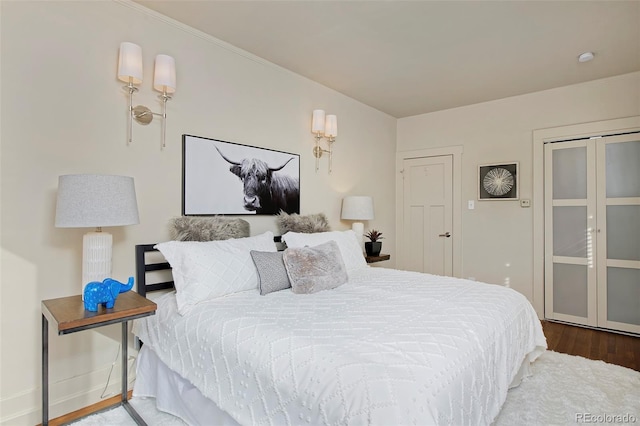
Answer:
[83,277,135,312]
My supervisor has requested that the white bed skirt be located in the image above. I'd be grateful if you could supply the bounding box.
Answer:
[134,345,239,426]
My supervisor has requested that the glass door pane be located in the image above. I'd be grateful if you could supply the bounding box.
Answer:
[605,140,640,198]
[606,205,640,261]
[553,206,588,258]
[553,147,587,199]
[607,267,640,326]
[553,264,588,318]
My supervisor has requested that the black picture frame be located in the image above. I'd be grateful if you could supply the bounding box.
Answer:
[478,162,519,200]
[182,134,300,215]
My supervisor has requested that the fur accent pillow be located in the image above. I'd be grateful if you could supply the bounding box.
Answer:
[276,212,331,234]
[281,230,367,277]
[283,240,348,294]
[169,216,250,241]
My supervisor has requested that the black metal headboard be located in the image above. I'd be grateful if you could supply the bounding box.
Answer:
[135,236,283,298]
[135,244,174,298]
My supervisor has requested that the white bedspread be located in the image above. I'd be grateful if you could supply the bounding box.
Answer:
[133,267,546,425]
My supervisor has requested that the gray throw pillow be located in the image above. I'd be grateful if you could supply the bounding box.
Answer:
[282,240,348,294]
[169,216,250,241]
[250,251,291,295]
[276,212,331,234]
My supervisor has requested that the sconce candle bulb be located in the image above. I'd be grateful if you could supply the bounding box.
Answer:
[117,42,143,84]
[118,42,143,146]
[325,115,337,139]
[153,54,176,149]
[153,54,176,93]
[312,109,326,134]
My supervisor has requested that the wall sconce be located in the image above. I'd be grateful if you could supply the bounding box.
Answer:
[311,109,338,173]
[117,42,176,150]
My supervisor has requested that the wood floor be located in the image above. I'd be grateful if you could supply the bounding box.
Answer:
[542,320,640,371]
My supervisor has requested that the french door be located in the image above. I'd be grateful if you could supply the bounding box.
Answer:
[544,133,640,334]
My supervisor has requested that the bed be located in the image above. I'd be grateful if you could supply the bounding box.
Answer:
[132,230,547,425]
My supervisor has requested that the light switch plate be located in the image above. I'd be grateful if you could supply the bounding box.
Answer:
[468,200,475,210]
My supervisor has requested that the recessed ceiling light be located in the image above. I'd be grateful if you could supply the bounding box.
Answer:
[578,52,594,63]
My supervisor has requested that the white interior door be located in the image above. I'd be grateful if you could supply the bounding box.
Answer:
[596,134,640,334]
[401,155,453,275]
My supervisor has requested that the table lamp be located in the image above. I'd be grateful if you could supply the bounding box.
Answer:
[341,196,374,250]
[55,174,139,297]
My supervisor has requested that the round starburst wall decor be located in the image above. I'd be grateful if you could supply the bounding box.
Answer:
[483,167,514,196]
[478,162,518,200]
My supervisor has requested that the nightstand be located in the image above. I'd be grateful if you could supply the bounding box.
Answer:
[41,291,156,426]
[365,254,390,263]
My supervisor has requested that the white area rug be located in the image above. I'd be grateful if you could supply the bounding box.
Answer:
[494,351,640,425]
[71,351,640,425]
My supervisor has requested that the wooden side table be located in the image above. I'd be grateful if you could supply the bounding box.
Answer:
[365,254,390,263]
[41,291,156,426]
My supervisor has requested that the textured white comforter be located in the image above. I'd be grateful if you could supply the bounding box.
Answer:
[133,267,546,426]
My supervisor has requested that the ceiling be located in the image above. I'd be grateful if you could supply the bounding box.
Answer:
[135,0,640,118]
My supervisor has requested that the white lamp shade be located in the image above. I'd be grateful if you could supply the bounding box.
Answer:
[153,54,176,93]
[117,42,143,84]
[55,174,139,228]
[325,114,338,138]
[312,109,325,134]
[341,196,374,220]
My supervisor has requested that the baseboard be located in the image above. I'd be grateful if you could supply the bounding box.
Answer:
[545,319,640,338]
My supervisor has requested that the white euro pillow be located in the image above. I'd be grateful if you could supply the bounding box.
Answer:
[281,230,367,276]
[156,231,277,315]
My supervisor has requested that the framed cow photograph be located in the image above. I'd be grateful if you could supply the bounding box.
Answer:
[182,134,300,215]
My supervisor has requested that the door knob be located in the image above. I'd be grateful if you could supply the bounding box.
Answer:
[438,232,451,238]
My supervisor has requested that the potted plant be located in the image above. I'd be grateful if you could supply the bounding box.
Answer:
[364,229,384,257]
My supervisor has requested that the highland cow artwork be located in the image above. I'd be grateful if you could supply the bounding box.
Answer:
[182,134,300,215]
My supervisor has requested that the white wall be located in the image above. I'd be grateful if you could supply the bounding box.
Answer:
[397,71,640,314]
[0,1,396,423]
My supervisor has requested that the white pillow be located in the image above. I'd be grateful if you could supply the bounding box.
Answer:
[281,230,367,275]
[156,231,276,315]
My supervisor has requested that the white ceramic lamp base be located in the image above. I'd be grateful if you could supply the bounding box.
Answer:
[351,222,365,252]
[82,231,113,299]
